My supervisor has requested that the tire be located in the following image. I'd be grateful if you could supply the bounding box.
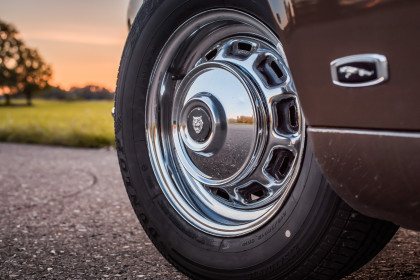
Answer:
[114,0,398,279]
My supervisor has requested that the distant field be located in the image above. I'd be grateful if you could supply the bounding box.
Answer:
[0,100,115,148]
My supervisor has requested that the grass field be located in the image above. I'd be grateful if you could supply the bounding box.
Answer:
[0,100,115,148]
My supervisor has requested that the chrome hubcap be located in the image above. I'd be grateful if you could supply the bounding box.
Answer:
[146,10,305,236]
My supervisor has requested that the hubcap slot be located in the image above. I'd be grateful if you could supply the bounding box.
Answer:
[239,183,268,203]
[257,56,285,86]
[230,40,255,58]
[205,48,218,61]
[266,149,295,181]
[275,98,300,134]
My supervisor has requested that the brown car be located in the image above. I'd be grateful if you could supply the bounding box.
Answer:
[114,0,420,279]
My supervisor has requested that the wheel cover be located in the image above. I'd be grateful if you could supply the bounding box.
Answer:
[146,9,305,237]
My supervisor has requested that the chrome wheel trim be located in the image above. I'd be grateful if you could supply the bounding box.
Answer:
[146,9,305,237]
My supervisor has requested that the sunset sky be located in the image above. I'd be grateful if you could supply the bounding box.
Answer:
[0,0,130,91]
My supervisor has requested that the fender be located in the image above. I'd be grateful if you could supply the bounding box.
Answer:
[268,0,420,229]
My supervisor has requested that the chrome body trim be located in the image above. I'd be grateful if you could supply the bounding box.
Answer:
[308,127,420,138]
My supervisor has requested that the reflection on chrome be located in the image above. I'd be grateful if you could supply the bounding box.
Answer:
[268,0,296,31]
[228,116,254,124]
[173,62,260,183]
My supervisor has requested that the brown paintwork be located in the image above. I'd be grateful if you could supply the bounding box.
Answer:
[269,0,420,130]
[309,129,420,230]
[267,0,420,229]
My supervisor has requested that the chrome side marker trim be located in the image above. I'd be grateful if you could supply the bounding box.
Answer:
[308,127,420,139]
[330,54,388,87]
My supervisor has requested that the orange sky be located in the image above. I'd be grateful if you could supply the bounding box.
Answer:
[0,0,130,91]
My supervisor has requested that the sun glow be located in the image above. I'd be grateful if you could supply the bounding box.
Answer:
[0,0,130,91]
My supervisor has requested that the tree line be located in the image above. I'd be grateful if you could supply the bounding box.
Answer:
[40,85,114,101]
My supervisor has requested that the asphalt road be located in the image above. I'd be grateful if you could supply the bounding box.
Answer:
[0,143,419,279]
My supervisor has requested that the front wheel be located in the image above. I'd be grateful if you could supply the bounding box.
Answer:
[115,1,398,279]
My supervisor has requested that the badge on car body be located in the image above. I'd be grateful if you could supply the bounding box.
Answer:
[330,54,388,87]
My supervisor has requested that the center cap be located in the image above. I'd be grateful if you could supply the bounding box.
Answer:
[174,62,266,184]
[187,107,212,142]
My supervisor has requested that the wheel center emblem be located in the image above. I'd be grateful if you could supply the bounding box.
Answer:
[192,116,204,134]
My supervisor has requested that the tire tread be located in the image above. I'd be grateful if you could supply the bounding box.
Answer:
[291,201,397,280]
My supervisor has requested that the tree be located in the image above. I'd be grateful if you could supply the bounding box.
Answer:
[0,20,52,105]
[18,48,52,105]
[0,20,21,105]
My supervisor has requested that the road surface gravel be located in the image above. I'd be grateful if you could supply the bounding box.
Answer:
[0,143,418,279]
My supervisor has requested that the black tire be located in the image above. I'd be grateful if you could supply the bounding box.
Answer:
[114,0,398,279]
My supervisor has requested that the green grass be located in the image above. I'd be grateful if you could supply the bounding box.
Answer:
[0,100,115,148]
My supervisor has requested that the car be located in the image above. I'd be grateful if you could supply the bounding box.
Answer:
[114,0,420,279]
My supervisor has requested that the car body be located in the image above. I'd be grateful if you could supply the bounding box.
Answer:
[126,0,420,231]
